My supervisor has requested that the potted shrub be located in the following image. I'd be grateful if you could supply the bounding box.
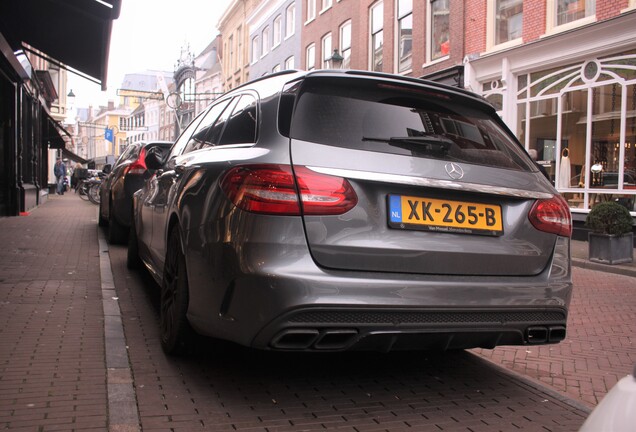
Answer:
[585,201,634,265]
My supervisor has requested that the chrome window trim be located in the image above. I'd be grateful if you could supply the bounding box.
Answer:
[307,166,554,200]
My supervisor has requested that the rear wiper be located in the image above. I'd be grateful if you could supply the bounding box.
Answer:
[362,134,453,153]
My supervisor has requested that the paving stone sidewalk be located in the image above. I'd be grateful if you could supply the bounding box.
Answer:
[0,194,107,431]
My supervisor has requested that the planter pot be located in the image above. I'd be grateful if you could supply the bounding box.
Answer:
[588,232,634,265]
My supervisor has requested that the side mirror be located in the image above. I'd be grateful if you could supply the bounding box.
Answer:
[145,148,164,170]
[102,164,112,174]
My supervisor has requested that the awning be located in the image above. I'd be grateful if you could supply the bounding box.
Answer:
[43,111,72,150]
[0,0,122,89]
[62,147,88,165]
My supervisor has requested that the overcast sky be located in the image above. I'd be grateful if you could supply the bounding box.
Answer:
[69,0,232,108]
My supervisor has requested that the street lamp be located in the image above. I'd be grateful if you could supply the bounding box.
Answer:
[66,89,76,124]
[327,49,344,69]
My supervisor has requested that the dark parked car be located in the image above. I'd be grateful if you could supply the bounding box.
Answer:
[99,140,172,243]
[128,70,573,355]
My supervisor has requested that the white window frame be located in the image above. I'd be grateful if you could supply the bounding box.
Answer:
[369,1,383,72]
[273,64,281,73]
[251,36,260,64]
[396,0,413,74]
[285,55,295,69]
[306,43,316,70]
[306,0,316,23]
[285,3,296,38]
[261,26,270,57]
[339,20,352,69]
[546,0,596,35]
[236,26,243,71]
[228,35,235,71]
[322,32,332,69]
[486,0,523,52]
[426,0,450,64]
[320,0,333,14]
[273,15,282,48]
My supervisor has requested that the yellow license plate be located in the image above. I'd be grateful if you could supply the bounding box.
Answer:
[388,195,503,236]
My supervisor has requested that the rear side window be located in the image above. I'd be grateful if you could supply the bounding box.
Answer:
[290,78,534,171]
[218,94,258,145]
[183,98,234,154]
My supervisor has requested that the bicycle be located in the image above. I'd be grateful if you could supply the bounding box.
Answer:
[76,180,91,201]
[76,172,105,205]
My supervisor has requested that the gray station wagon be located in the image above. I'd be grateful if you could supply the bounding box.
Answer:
[127,70,573,355]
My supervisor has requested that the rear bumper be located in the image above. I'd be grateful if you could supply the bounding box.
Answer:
[111,175,144,227]
[185,236,572,352]
[182,205,572,351]
[253,306,568,351]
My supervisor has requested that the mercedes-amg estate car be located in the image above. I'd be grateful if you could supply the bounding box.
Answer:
[127,70,572,355]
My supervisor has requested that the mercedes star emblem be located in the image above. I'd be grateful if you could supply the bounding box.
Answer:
[445,162,464,180]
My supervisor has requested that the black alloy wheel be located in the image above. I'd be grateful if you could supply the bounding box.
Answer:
[160,227,193,355]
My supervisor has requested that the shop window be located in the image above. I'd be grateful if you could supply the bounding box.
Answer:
[515,54,636,213]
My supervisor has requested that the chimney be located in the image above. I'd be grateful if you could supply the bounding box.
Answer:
[108,100,115,110]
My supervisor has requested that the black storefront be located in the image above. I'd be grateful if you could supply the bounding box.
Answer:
[0,0,121,216]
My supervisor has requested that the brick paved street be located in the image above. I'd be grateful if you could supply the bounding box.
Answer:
[2,194,635,431]
[474,268,636,407]
[110,239,590,431]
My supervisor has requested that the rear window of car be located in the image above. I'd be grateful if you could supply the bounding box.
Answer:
[112,144,139,169]
[289,77,534,171]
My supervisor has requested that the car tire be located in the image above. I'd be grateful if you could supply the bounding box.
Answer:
[98,200,108,227]
[108,200,128,245]
[126,215,142,270]
[160,227,193,355]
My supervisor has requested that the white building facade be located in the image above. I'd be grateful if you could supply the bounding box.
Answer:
[466,11,636,220]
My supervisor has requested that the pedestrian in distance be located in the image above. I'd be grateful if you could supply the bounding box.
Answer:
[54,158,66,195]
[71,162,83,190]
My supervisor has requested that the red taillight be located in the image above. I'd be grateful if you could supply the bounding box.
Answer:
[220,164,358,216]
[295,166,358,215]
[528,194,572,237]
[124,148,147,176]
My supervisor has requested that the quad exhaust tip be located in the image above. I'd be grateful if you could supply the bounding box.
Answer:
[271,329,358,350]
[527,326,566,344]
